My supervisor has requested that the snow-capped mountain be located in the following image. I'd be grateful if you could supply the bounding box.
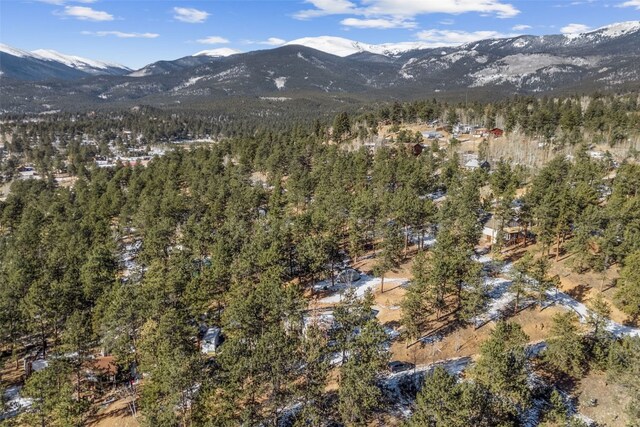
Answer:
[0,43,130,80]
[31,49,130,75]
[284,36,429,57]
[1,21,639,113]
[194,48,242,58]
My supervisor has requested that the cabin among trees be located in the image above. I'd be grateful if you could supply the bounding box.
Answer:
[482,216,528,247]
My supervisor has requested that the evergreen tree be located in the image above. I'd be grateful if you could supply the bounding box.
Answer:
[374,221,403,293]
[472,321,531,408]
[294,324,329,426]
[607,336,640,425]
[509,253,533,314]
[406,367,460,427]
[544,312,586,378]
[22,359,88,427]
[615,250,640,320]
[401,250,431,343]
[546,389,568,424]
[338,319,388,426]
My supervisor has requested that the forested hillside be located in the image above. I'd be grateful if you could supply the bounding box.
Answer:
[1,94,640,426]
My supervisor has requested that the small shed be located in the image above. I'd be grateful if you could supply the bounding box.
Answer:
[201,327,222,354]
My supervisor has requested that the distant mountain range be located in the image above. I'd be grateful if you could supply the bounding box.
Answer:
[1,21,640,113]
[0,44,131,81]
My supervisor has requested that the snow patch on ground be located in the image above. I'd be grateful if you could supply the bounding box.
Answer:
[512,38,529,48]
[172,76,207,91]
[1,386,33,420]
[551,289,640,338]
[32,358,49,371]
[260,96,292,101]
[315,274,409,304]
[212,65,248,81]
[128,68,152,77]
[273,76,287,90]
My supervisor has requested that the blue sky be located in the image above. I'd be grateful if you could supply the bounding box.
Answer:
[1,0,639,68]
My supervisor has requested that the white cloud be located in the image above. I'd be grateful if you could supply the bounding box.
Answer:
[295,0,519,20]
[294,0,358,19]
[259,37,286,46]
[365,0,519,18]
[242,37,287,46]
[440,19,455,25]
[173,7,209,23]
[38,0,95,4]
[560,23,591,34]
[59,6,113,21]
[512,24,531,31]
[618,0,640,8]
[340,17,416,29]
[82,31,159,39]
[415,29,513,46]
[196,36,230,44]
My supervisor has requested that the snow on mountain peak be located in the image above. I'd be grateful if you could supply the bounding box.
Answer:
[1,43,129,73]
[284,36,428,57]
[0,43,34,58]
[285,36,370,57]
[194,48,242,58]
[31,49,129,72]
[565,20,640,41]
[592,21,640,38]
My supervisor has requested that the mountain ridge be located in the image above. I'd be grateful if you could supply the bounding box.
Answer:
[1,21,639,113]
[0,44,130,80]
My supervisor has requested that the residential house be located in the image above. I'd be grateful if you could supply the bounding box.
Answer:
[482,215,527,246]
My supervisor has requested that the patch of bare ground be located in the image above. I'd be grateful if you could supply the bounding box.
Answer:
[573,371,630,427]
[386,304,566,368]
[86,391,141,427]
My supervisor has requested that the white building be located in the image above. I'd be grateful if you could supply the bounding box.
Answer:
[201,327,222,354]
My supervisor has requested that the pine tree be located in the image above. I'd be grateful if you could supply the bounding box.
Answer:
[294,324,329,426]
[401,250,431,343]
[615,250,640,320]
[138,309,203,427]
[587,292,612,359]
[374,221,403,293]
[509,253,533,314]
[545,312,586,378]
[530,256,552,310]
[22,359,88,427]
[546,389,567,424]
[406,366,460,427]
[338,319,388,426]
[472,321,531,408]
[607,336,640,425]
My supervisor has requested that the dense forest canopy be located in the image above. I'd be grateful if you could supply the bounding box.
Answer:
[0,93,639,426]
